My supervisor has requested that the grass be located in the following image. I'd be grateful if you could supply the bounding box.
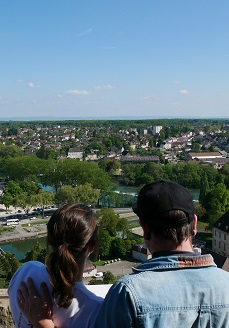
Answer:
[197,221,209,230]
[196,232,212,248]
[0,226,12,234]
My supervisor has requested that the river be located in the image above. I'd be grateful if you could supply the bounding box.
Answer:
[0,186,199,260]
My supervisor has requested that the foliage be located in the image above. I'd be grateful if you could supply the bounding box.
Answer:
[99,190,122,208]
[98,230,112,257]
[1,180,23,209]
[110,238,127,258]
[15,192,37,214]
[0,144,23,158]
[23,243,47,263]
[203,183,229,228]
[194,203,207,220]
[40,159,112,192]
[0,251,21,288]
[96,207,120,236]
[88,271,117,285]
[35,190,55,218]
[55,183,99,206]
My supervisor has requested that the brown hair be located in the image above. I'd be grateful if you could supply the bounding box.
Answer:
[45,203,97,308]
[147,210,194,247]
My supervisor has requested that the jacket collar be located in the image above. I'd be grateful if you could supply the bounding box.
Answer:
[133,254,216,273]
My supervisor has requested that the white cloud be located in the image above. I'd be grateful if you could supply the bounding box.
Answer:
[28,82,39,88]
[28,82,35,88]
[57,94,63,98]
[179,89,189,95]
[94,84,113,90]
[143,95,159,101]
[78,28,92,37]
[67,89,89,95]
[16,79,23,83]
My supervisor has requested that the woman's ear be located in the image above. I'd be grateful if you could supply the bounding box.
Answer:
[88,240,96,256]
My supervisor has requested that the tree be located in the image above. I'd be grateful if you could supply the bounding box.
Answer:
[96,208,119,236]
[35,190,54,219]
[0,144,23,158]
[193,203,206,220]
[99,190,122,208]
[203,183,229,228]
[2,180,23,209]
[74,183,100,206]
[220,163,229,188]
[15,192,37,214]
[199,173,210,204]
[55,185,76,204]
[102,271,116,284]
[0,251,20,287]
[111,237,126,258]
[116,217,131,239]
[55,184,99,206]
[19,180,41,195]
[98,230,112,258]
[23,243,46,263]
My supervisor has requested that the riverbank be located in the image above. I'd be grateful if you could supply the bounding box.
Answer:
[0,207,136,245]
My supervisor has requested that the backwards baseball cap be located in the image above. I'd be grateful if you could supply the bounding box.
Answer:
[132,180,194,228]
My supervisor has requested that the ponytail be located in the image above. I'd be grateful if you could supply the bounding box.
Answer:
[45,203,97,308]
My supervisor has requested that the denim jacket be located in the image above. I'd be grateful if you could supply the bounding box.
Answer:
[95,254,229,328]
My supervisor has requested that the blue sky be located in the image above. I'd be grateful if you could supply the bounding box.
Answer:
[1,1,229,119]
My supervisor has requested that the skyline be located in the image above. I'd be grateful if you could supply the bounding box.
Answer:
[1,1,229,119]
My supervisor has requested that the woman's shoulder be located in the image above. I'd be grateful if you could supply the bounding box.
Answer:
[9,261,49,291]
[73,282,104,304]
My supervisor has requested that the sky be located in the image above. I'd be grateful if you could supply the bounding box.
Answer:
[1,1,229,119]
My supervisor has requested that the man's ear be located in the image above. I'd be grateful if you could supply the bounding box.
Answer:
[193,214,198,236]
[140,219,151,241]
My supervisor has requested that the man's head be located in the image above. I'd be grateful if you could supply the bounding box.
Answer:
[133,180,196,249]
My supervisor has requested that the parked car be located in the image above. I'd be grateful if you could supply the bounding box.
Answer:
[93,272,103,278]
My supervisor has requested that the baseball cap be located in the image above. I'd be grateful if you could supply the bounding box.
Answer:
[132,180,194,228]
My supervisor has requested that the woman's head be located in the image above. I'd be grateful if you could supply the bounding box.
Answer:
[45,203,97,308]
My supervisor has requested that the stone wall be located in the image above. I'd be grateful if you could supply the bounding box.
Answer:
[0,290,14,328]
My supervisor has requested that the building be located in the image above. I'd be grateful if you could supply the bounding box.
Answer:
[152,125,163,135]
[132,243,152,262]
[212,210,229,256]
[67,147,83,160]
[187,152,223,161]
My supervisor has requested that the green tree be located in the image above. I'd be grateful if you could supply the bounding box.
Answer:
[116,217,131,239]
[0,251,20,287]
[96,208,119,236]
[55,184,99,206]
[15,192,37,214]
[23,243,46,263]
[220,163,229,188]
[111,237,126,258]
[2,180,23,209]
[0,144,23,158]
[19,181,40,195]
[199,173,210,204]
[193,203,206,220]
[98,230,112,258]
[102,271,116,284]
[35,190,55,219]
[203,183,229,228]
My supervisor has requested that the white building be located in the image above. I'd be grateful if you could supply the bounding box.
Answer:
[67,148,83,160]
[212,211,229,257]
[152,126,163,135]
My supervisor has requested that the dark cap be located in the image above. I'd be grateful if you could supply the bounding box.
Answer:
[132,180,194,228]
